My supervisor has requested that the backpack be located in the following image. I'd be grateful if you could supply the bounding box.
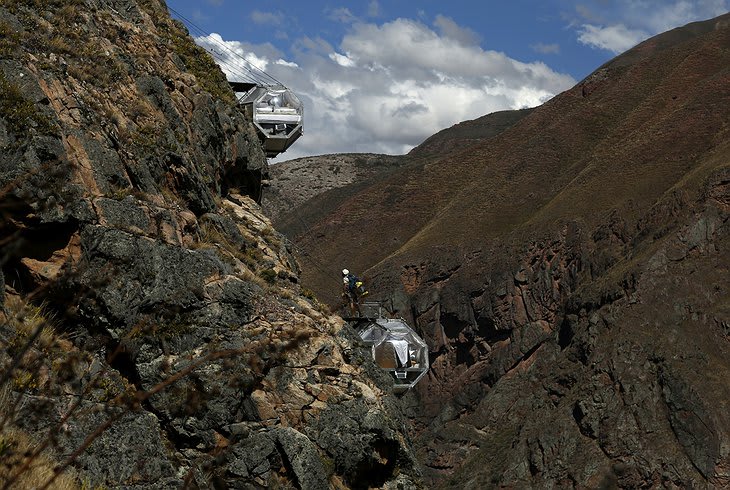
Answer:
[347,274,358,290]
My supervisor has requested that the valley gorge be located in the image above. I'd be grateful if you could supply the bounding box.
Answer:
[268,13,730,489]
[0,1,728,489]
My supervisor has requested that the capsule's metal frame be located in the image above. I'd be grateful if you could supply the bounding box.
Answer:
[359,318,429,393]
[350,303,429,393]
[231,82,303,158]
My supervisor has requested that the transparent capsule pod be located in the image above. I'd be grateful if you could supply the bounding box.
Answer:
[231,82,303,158]
[359,318,429,393]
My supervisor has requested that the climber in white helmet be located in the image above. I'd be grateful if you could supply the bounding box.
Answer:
[342,268,368,316]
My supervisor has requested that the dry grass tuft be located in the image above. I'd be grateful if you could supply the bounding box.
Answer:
[0,427,78,490]
[0,296,79,488]
[5,295,59,353]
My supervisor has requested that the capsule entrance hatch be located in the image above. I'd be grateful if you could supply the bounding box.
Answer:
[231,82,303,158]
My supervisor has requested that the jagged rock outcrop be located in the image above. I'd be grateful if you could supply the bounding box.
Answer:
[0,1,421,488]
[270,13,730,488]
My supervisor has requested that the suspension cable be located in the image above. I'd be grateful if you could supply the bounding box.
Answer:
[166,5,285,88]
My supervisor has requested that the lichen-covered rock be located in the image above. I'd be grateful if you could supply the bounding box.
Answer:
[274,427,331,490]
[61,409,179,487]
[0,1,421,488]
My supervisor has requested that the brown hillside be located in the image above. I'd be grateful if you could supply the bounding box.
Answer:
[289,13,729,305]
[267,109,533,303]
[263,152,404,230]
[408,107,533,157]
[275,13,730,488]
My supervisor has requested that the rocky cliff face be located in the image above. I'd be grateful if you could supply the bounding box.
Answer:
[407,176,730,488]
[0,1,420,488]
[269,14,730,488]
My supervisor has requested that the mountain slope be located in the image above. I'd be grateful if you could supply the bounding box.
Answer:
[272,13,730,487]
[407,108,533,158]
[263,152,405,231]
[265,108,534,304]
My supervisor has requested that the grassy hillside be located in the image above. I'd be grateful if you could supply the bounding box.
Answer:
[286,14,730,306]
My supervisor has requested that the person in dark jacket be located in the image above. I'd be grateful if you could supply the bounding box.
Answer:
[342,268,367,316]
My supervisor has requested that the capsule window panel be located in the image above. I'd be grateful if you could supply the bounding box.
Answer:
[233,85,304,157]
[358,318,429,392]
[253,90,302,124]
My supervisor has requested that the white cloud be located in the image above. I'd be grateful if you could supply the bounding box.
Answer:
[433,15,481,46]
[571,0,730,54]
[329,52,356,67]
[275,59,299,68]
[638,0,729,32]
[574,4,603,24]
[577,23,648,53]
[531,42,560,55]
[328,7,356,24]
[195,33,283,78]
[368,1,381,18]
[250,10,283,26]
[195,18,576,162]
[293,36,333,55]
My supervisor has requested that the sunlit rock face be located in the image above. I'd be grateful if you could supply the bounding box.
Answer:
[0,1,422,488]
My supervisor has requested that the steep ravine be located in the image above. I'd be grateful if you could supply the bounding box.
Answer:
[0,1,421,488]
[268,13,730,488]
[395,172,730,487]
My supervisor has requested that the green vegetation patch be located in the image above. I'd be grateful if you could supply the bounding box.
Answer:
[160,19,235,104]
[259,268,277,284]
[0,72,55,136]
[0,21,21,57]
[65,44,127,88]
[136,0,234,103]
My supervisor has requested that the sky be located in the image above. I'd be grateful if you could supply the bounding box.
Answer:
[165,1,729,162]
